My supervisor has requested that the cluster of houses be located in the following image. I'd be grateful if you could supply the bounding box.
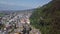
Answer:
[0,12,31,34]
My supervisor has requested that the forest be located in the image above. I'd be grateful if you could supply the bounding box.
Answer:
[30,0,60,34]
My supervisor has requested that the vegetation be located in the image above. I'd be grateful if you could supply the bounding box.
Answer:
[30,0,60,34]
[0,13,5,17]
[0,13,5,29]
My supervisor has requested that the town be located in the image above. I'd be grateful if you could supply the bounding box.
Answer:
[0,11,40,34]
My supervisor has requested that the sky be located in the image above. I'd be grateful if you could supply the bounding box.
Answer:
[0,0,52,10]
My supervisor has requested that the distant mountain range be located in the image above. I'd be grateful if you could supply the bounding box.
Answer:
[0,9,35,15]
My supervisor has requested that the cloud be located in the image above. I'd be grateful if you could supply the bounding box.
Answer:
[0,1,34,8]
[0,0,52,10]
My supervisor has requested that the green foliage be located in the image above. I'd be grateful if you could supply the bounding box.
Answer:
[30,0,60,34]
[0,13,5,17]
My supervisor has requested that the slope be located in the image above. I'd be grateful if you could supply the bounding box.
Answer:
[30,0,60,34]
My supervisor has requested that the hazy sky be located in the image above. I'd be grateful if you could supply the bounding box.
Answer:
[0,0,52,10]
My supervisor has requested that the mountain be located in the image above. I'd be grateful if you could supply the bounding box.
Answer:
[0,9,34,14]
[0,9,34,17]
[30,0,60,34]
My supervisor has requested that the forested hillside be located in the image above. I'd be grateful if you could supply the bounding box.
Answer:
[30,0,60,34]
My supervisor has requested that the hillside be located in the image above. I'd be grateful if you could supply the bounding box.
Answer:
[30,0,60,34]
[0,9,34,15]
